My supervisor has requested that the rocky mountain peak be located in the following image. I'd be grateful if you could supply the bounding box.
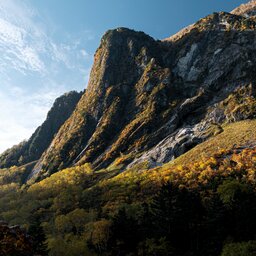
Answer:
[28,9,256,181]
[165,11,256,42]
[2,3,256,182]
[101,27,155,44]
[232,0,256,17]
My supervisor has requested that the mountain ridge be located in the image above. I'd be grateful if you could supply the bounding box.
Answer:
[231,0,256,17]
[0,90,83,169]
[33,11,256,180]
[2,7,256,183]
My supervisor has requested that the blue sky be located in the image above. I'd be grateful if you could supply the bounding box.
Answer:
[0,0,247,153]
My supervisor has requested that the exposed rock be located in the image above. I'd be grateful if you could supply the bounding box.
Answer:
[23,11,256,180]
[175,43,199,80]
[231,0,256,17]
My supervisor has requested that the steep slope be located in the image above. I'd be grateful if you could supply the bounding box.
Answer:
[231,0,256,17]
[159,119,256,170]
[0,91,82,169]
[34,28,168,177]
[32,11,256,179]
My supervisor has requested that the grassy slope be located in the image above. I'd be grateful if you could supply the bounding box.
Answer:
[4,119,255,217]
[161,119,256,169]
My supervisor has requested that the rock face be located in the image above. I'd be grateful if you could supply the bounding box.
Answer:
[34,28,169,177]
[231,0,256,17]
[30,9,256,179]
[0,91,82,169]
[4,2,256,181]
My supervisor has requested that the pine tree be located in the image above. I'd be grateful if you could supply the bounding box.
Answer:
[109,208,139,255]
[150,182,203,254]
[28,214,48,256]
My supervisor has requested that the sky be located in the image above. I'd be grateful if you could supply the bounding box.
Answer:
[0,0,247,153]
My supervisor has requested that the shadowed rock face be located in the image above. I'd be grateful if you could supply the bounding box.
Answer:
[0,91,82,169]
[28,10,256,180]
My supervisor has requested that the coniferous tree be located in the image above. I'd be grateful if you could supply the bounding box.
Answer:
[150,182,203,255]
[28,214,48,256]
[109,208,140,255]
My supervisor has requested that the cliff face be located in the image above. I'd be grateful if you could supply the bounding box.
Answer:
[3,2,256,181]
[34,28,169,177]
[0,91,82,169]
[30,10,256,179]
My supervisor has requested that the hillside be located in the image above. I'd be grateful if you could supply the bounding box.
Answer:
[1,119,256,255]
[163,119,256,168]
[1,11,256,182]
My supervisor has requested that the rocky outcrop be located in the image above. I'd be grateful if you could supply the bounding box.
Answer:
[26,9,256,180]
[0,91,82,169]
[33,28,168,177]
[128,10,256,168]
[232,0,256,17]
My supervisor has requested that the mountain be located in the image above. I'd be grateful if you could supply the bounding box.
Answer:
[30,11,256,180]
[0,91,82,169]
[1,1,256,256]
[231,0,256,17]
[1,5,256,182]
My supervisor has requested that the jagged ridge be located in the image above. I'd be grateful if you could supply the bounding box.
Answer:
[31,11,256,180]
[2,9,256,182]
[232,0,256,17]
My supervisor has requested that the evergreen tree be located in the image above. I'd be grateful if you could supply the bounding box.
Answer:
[109,208,140,255]
[28,214,48,256]
[150,182,203,255]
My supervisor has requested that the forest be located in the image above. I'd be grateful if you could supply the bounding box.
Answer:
[1,145,256,255]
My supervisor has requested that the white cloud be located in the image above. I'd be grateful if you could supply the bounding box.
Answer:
[0,3,46,73]
[0,0,94,153]
[0,84,66,153]
[80,49,89,57]
[0,0,93,76]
